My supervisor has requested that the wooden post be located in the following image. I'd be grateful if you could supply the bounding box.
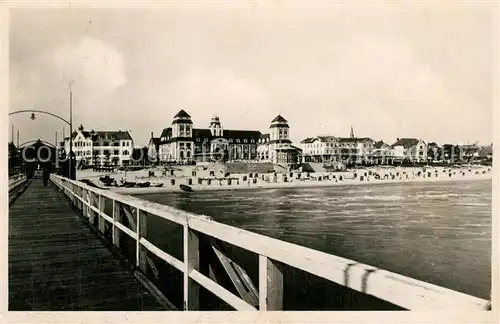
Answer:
[259,255,284,311]
[112,200,121,248]
[89,191,95,224]
[84,189,89,218]
[183,225,200,310]
[98,194,105,234]
[137,209,148,272]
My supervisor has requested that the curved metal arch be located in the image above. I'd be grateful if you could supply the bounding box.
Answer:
[9,109,70,125]
[18,140,56,148]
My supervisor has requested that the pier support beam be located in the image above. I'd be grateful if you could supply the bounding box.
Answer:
[112,200,121,248]
[137,209,148,273]
[98,195,106,234]
[183,225,200,310]
[259,255,284,311]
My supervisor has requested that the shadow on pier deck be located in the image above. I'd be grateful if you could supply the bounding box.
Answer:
[8,179,170,311]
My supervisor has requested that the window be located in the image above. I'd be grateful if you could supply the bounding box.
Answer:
[236,139,240,143]
[114,150,119,155]
[187,143,192,149]
[196,138,200,142]
[229,139,233,143]
[244,139,248,143]
[123,150,129,155]
[251,139,255,143]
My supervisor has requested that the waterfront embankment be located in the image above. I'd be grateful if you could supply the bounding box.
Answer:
[76,165,493,194]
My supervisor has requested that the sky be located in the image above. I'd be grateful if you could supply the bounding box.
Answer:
[8,3,496,147]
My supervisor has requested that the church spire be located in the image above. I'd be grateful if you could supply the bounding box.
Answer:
[350,125,354,139]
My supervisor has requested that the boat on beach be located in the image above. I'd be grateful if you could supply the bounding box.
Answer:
[180,184,193,192]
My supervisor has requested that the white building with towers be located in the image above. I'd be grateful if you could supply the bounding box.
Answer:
[155,110,301,166]
[258,115,302,165]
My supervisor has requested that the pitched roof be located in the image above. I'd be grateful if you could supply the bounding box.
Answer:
[301,137,315,144]
[391,138,420,148]
[223,129,262,140]
[260,133,270,140]
[160,127,172,138]
[159,127,262,143]
[271,115,288,123]
[192,128,212,138]
[149,137,161,146]
[93,131,133,141]
[174,109,191,118]
[67,130,131,141]
[373,140,389,149]
[317,136,338,142]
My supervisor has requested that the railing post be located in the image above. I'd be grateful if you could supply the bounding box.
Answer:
[89,191,95,225]
[259,255,284,311]
[112,199,121,248]
[83,188,88,218]
[183,224,200,310]
[136,209,148,272]
[98,194,105,234]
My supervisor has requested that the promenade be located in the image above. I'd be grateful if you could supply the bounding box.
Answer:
[8,179,169,311]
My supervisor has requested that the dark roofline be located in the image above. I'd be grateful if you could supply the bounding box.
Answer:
[271,115,288,123]
[174,109,191,118]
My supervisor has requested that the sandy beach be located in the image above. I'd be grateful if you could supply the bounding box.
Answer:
[76,165,493,194]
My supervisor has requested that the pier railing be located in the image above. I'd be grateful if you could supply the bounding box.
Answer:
[8,174,26,191]
[49,173,490,311]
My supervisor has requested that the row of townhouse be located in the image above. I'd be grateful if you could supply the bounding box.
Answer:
[300,135,428,165]
[61,125,134,166]
[147,110,303,166]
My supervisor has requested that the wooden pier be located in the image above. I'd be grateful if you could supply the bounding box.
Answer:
[7,173,490,311]
[8,178,169,311]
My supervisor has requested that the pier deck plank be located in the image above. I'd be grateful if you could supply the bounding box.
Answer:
[8,179,168,311]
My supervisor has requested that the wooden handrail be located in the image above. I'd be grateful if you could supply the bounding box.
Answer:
[9,175,27,192]
[49,174,490,311]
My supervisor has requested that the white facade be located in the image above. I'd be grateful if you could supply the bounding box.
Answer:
[391,139,427,163]
[65,131,93,164]
[64,128,134,166]
[258,115,300,165]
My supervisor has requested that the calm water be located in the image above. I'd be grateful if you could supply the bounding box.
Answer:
[137,179,492,303]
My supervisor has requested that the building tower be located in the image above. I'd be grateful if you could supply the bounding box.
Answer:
[350,125,355,139]
[269,115,291,142]
[171,109,193,138]
[171,109,194,162]
[209,116,223,137]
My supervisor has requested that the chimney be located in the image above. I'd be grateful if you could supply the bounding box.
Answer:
[151,132,154,138]
[397,138,400,141]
